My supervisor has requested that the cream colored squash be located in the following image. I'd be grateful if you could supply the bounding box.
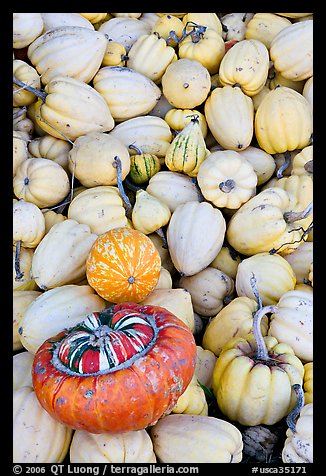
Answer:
[42,210,67,233]
[291,145,313,178]
[93,66,162,122]
[202,296,268,357]
[150,414,243,463]
[204,85,254,151]
[148,94,174,120]
[70,429,156,463]
[219,39,269,96]
[238,146,276,186]
[195,346,217,388]
[209,246,241,280]
[27,26,107,85]
[139,13,161,29]
[151,14,184,47]
[270,20,313,81]
[34,76,115,141]
[68,132,130,187]
[13,158,70,208]
[13,386,73,463]
[31,219,98,290]
[154,267,172,290]
[268,289,313,362]
[99,17,151,52]
[28,135,72,174]
[131,190,171,234]
[13,290,42,351]
[197,150,257,209]
[166,201,226,276]
[164,108,207,137]
[13,130,29,177]
[282,401,313,463]
[226,186,313,256]
[302,77,313,111]
[40,13,94,32]
[109,115,172,158]
[182,13,223,35]
[303,362,313,404]
[179,267,234,317]
[67,186,128,235]
[13,200,45,248]
[111,13,142,18]
[102,41,127,67]
[251,85,270,112]
[172,376,208,416]
[161,58,211,109]
[283,242,313,284]
[13,13,44,49]
[268,68,305,93]
[13,351,34,390]
[13,245,38,291]
[146,171,201,212]
[13,60,41,107]
[18,284,106,354]
[245,13,292,48]
[13,108,35,136]
[127,33,176,83]
[140,288,195,333]
[221,13,254,41]
[235,252,296,305]
[178,26,225,74]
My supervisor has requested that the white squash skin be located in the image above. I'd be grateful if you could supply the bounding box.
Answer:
[13,352,35,391]
[268,289,313,363]
[31,219,98,290]
[27,26,108,85]
[179,267,234,317]
[18,284,106,354]
[13,386,73,463]
[13,200,46,248]
[167,201,226,276]
[282,404,313,463]
[150,414,243,463]
[70,429,156,463]
[13,290,42,351]
[146,171,201,212]
[195,346,217,388]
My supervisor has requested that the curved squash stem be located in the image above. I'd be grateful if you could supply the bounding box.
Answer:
[286,384,305,434]
[113,156,132,218]
[14,240,24,281]
[155,227,168,249]
[250,273,277,361]
[129,143,143,155]
[284,202,313,224]
[13,76,47,102]
[276,151,291,178]
[304,160,313,174]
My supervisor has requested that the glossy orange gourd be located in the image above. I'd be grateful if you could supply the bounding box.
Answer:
[86,227,161,303]
[32,302,197,433]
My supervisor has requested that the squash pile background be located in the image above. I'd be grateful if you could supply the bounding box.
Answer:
[13,12,313,464]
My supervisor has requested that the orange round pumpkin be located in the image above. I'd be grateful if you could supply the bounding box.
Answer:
[86,227,161,303]
[32,302,197,433]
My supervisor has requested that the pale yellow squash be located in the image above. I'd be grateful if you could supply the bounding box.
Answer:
[67,186,128,235]
[13,130,29,177]
[18,284,106,354]
[235,252,296,305]
[70,429,156,463]
[13,386,73,463]
[13,199,45,248]
[303,362,313,404]
[204,85,254,151]
[13,245,38,291]
[172,376,208,416]
[283,242,313,284]
[131,190,171,234]
[221,13,254,41]
[99,17,151,52]
[13,351,34,390]
[237,145,276,186]
[179,267,234,317]
[195,346,217,388]
[166,201,226,276]
[13,60,41,107]
[31,219,98,290]
[13,13,43,49]
[245,13,292,49]
[13,290,42,351]
[219,39,270,96]
[27,26,107,85]
[209,246,241,280]
[28,134,72,174]
[40,13,94,32]
[197,150,257,209]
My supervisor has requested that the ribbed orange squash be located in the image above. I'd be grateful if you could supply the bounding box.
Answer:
[86,227,161,303]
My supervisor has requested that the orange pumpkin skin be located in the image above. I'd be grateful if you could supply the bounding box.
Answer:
[32,303,196,433]
[86,227,161,303]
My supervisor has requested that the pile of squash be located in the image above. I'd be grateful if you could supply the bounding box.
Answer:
[13,12,313,464]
